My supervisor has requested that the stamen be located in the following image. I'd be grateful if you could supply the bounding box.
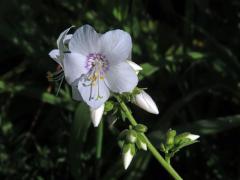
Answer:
[81,53,109,101]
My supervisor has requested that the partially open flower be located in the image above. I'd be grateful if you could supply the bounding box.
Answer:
[133,90,159,114]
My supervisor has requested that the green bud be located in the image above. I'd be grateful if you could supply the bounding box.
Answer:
[134,124,148,133]
[126,130,137,143]
[174,132,190,144]
[104,101,114,112]
[136,138,147,151]
[166,129,176,146]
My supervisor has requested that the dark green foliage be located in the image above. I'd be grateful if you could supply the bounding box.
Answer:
[1,0,240,179]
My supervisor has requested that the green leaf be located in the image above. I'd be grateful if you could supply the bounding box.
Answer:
[69,103,92,180]
[187,51,204,60]
[175,115,240,135]
[139,63,159,80]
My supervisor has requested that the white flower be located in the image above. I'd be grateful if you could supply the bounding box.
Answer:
[186,134,200,141]
[62,25,138,108]
[123,149,133,170]
[133,90,159,114]
[90,104,105,127]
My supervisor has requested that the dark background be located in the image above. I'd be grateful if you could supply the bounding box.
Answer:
[0,0,240,179]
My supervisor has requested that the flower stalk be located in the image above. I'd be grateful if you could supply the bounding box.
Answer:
[116,96,183,180]
[96,120,104,159]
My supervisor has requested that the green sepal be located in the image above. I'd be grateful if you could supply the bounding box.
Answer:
[130,143,136,155]
[122,143,131,154]
[160,143,166,152]
[174,132,190,144]
[134,124,148,133]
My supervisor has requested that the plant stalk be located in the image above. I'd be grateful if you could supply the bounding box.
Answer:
[116,96,183,180]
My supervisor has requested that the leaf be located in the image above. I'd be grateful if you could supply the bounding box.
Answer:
[187,51,204,60]
[175,115,240,135]
[0,80,74,110]
[69,103,92,180]
[139,63,159,80]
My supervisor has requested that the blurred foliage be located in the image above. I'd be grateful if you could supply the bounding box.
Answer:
[1,0,240,179]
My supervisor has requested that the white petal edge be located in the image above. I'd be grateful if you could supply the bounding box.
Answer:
[100,29,132,65]
[57,26,74,54]
[127,60,142,75]
[90,104,105,127]
[133,90,159,114]
[105,61,138,93]
[69,24,100,56]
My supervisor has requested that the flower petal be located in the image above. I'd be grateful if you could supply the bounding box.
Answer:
[49,49,62,66]
[105,61,138,93]
[100,29,132,64]
[63,52,88,84]
[63,34,73,45]
[69,25,100,56]
[78,78,110,108]
[57,26,73,54]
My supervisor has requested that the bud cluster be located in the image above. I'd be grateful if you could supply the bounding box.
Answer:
[118,124,148,169]
[160,129,200,164]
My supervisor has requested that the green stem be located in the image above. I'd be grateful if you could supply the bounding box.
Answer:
[116,96,183,180]
[165,154,171,164]
[96,120,103,159]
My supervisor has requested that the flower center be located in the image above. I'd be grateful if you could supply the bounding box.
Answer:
[81,53,109,101]
[85,53,109,81]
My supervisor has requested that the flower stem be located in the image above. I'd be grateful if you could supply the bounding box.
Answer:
[96,120,103,159]
[116,96,183,180]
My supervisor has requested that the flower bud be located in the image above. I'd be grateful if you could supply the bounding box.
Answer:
[90,104,105,127]
[133,90,159,114]
[166,129,176,146]
[122,143,135,170]
[134,124,148,133]
[127,60,142,75]
[136,139,147,151]
[136,133,147,151]
[126,130,137,143]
